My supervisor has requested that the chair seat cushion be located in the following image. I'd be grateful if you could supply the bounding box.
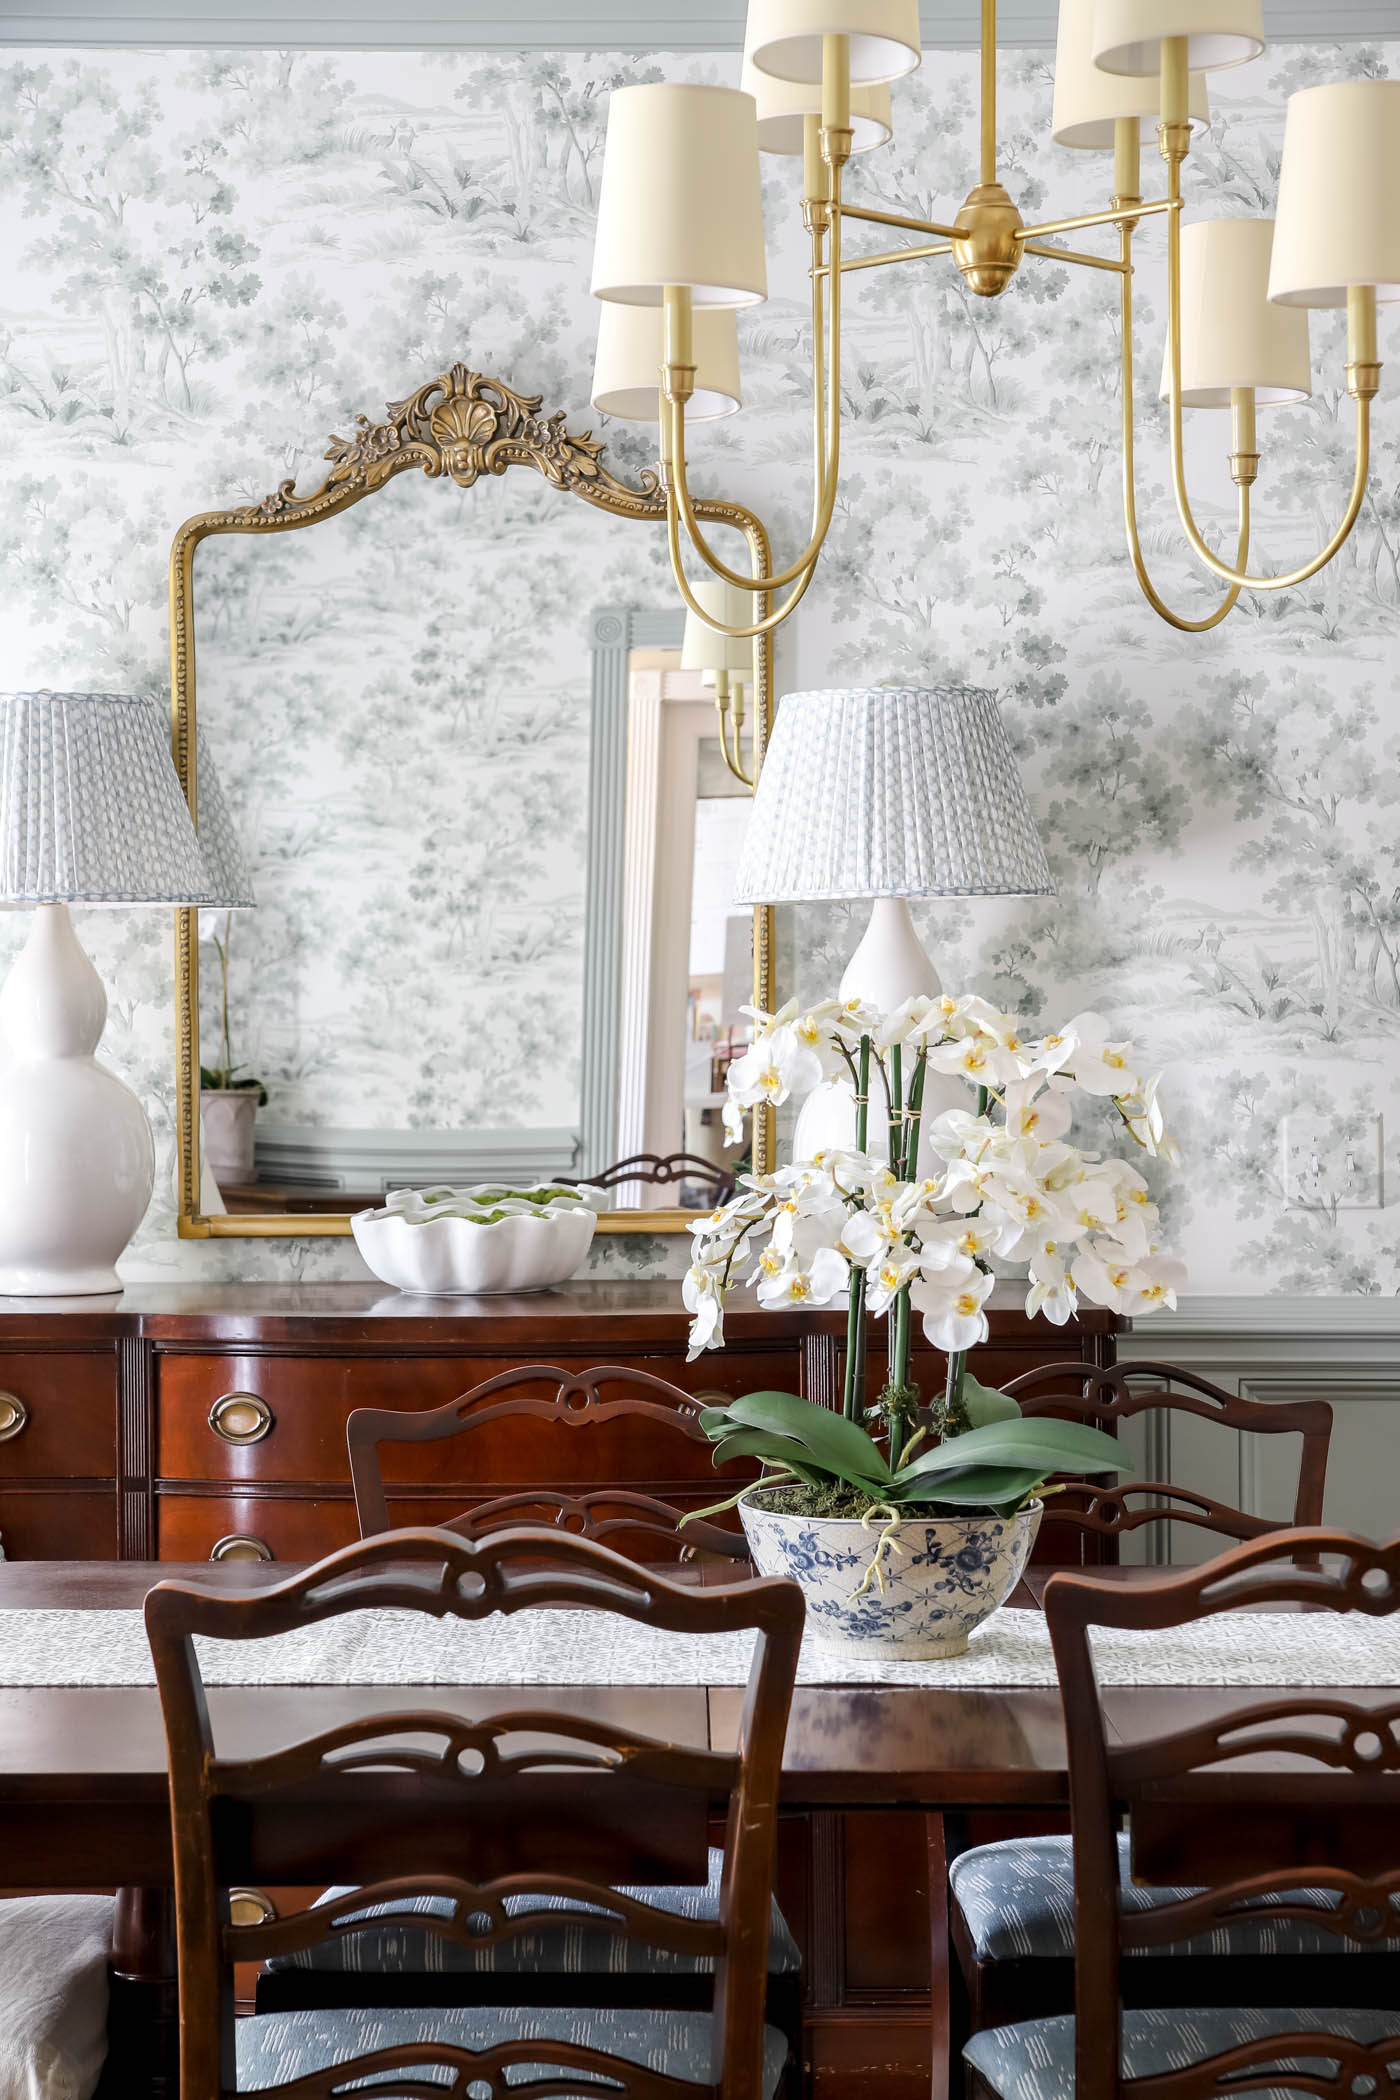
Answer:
[950,1832,1400,1963]
[263,1847,801,1978]
[238,2004,790,2094]
[0,1894,113,2100]
[965,2007,1400,2100]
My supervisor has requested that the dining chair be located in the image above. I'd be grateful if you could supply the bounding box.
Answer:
[257,1363,801,2033]
[145,1524,804,2100]
[964,1526,1400,2100]
[0,1893,113,2099]
[947,1361,1335,2042]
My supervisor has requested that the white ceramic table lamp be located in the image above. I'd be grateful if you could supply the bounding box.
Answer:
[732,685,1053,1159]
[0,691,218,1296]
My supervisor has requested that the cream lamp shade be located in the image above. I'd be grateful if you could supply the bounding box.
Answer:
[741,53,893,153]
[681,581,754,676]
[1162,219,1311,407]
[1091,0,1264,76]
[1268,81,1400,309]
[592,304,742,422]
[745,0,922,87]
[591,84,767,309]
[733,687,1052,904]
[1053,0,1209,148]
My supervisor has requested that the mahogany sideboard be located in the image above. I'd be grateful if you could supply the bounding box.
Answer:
[0,1280,1120,2100]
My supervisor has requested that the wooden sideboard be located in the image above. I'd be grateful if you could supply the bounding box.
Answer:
[0,1280,1120,2100]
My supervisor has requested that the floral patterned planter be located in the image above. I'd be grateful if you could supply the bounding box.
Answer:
[740,1499,1043,1660]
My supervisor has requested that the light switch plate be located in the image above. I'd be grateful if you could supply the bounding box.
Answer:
[1281,1113,1384,1210]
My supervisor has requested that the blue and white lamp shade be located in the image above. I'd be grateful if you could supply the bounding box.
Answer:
[733,685,1054,905]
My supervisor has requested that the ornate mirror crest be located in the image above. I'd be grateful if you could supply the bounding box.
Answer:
[169,363,776,1243]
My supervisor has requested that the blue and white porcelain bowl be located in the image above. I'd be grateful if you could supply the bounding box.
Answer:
[739,1499,1043,1660]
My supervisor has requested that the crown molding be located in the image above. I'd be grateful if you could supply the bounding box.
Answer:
[0,1,1391,48]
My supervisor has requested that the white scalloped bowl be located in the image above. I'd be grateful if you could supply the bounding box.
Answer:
[351,1203,597,1295]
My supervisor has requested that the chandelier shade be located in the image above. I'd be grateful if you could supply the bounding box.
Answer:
[1090,0,1264,76]
[590,85,767,308]
[1163,219,1311,408]
[1052,0,1209,148]
[0,691,214,907]
[741,53,893,154]
[1268,82,1400,309]
[681,582,755,675]
[744,0,922,87]
[591,304,742,421]
[732,687,1053,905]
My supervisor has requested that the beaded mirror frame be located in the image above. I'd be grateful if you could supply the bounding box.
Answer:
[169,362,775,1241]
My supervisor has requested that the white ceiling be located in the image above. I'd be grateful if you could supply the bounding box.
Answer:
[2,0,1393,45]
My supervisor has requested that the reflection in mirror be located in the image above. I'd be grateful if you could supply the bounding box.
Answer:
[189,479,763,1220]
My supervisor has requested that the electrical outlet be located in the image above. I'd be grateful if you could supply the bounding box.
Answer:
[1282,1114,1384,1211]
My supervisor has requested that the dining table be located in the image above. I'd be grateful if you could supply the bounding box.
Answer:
[2,1557,1396,2100]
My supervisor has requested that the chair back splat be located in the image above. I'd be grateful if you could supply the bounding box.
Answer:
[347,1362,754,1560]
[146,1527,803,2100]
[1005,1361,1332,1562]
[1045,1528,1400,2100]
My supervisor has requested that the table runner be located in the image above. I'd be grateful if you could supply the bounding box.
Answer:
[0,1607,1396,1689]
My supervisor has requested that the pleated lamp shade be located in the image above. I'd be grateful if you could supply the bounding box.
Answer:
[1053,0,1209,148]
[591,85,767,308]
[191,730,256,909]
[591,303,742,422]
[745,0,922,85]
[1163,219,1311,407]
[1268,82,1400,309]
[741,52,894,154]
[0,691,214,906]
[733,687,1053,904]
[1091,0,1263,75]
[681,581,754,675]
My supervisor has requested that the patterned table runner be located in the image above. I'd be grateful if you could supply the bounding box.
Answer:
[0,1607,1395,1689]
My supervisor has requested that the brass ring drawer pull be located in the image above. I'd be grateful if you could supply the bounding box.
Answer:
[210,1534,274,1563]
[0,1392,28,1442]
[228,1888,277,1928]
[209,1393,274,1445]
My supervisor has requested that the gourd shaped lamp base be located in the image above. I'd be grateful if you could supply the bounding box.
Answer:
[0,904,154,1296]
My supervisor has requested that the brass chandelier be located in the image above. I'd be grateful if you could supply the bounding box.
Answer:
[589,0,1398,640]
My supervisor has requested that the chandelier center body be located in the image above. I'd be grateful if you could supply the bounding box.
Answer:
[952,182,1026,298]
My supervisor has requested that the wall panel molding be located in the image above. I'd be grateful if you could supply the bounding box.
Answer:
[1,2,1387,46]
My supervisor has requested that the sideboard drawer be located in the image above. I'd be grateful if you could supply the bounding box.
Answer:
[155,1351,789,1486]
[156,1493,361,1563]
[0,1486,119,1559]
[0,1354,116,1478]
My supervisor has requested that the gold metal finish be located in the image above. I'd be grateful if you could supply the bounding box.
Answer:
[228,1890,277,1928]
[980,0,998,187]
[713,672,756,787]
[210,1535,274,1563]
[1020,241,1128,274]
[1157,36,1192,170]
[1346,282,1382,401]
[208,1392,274,1446]
[170,362,778,1241]
[821,35,853,168]
[0,1392,27,1442]
[953,182,1026,297]
[1229,387,1260,488]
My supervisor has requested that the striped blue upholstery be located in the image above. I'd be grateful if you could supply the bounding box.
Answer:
[966,2007,1400,2100]
[237,2004,790,2093]
[951,1833,1400,1963]
[264,1847,801,1979]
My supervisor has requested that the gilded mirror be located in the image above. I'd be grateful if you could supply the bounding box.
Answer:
[170,364,775,1240]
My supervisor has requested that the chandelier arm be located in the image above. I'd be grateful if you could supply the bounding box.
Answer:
[1119,219,1248,630]
[836,202,964,240]
[668,161,845,598]
[1163,179,1374,590]
[1018,200,1171,243]
[829,240,953,275]
[717,702,756,788]
[813,217,828,516]
[1021,240,1128,275]
[665,493,820,639]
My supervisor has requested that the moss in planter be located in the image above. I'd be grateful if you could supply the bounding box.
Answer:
[754,1484,1019,1522]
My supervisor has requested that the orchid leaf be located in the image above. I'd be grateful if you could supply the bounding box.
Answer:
[719,1391,894,1486]
[707,1429,824,1486]
[892,1416,1126,1483]
[886,1463,1048,1513]
[960,1375,1021,1428]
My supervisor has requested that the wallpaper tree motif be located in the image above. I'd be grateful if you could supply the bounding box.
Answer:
[0,39,1393,1290]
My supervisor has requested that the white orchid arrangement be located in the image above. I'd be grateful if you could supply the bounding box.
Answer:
[683,990,1183,1530]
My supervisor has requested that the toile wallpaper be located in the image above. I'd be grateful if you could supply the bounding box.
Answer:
[0,39,1395,1292]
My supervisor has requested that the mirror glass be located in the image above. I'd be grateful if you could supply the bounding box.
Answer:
[190,470,761,1218]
